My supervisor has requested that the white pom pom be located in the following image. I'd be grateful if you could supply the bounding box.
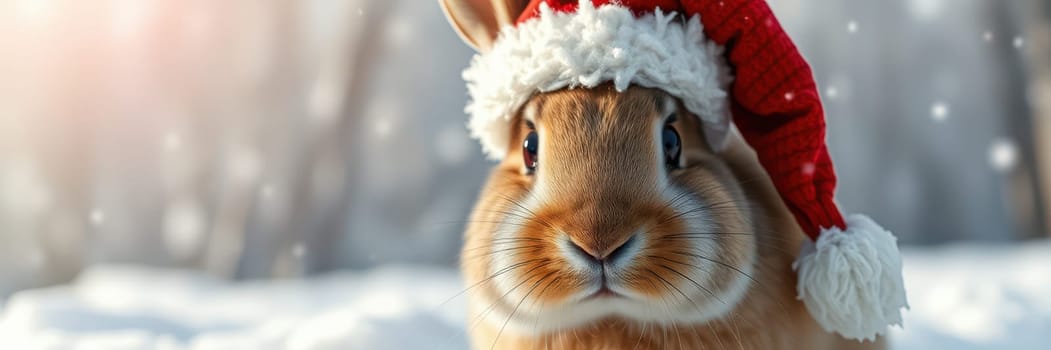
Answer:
[793,214,909,341]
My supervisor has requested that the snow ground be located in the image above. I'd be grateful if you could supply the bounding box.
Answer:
[1,242,1049,349]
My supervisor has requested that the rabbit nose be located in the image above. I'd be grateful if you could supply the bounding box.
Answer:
[568,234,637,264]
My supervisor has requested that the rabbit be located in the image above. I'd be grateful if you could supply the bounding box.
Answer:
[442,1,888,349]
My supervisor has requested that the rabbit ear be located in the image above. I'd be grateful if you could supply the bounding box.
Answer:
[439,0,530,52]
[701,114,732,153]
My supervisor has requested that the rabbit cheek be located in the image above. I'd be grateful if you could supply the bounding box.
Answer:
[643,174,757,322]
[485,213,588,313]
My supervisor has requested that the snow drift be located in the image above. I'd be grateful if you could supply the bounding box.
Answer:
[1,242,1049,349]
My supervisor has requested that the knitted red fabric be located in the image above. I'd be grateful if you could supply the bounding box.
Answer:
[515,0,846,239]
[681,0,845,238]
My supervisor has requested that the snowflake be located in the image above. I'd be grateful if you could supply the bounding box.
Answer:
[308,79,343,124]
[801,162,816,176]
[374,118,393,138]
[908,0,944,21]
[164,132,182,151]
[90,209,105,226]
[1013,37,1024,49]
[293,243,307,258]
[930,101,949,122]
[164,200,206,260]
[989,139,1018,172]
[847,21,858,34]
[825,86,839,99]
[983,31,993,42]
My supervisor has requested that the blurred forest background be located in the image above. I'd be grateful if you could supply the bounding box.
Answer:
[1,0,1050,298]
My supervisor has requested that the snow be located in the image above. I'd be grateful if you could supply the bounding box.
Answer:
[163,132,182,152]
[0,266,468,350]
[825,86,839,99]
[930,102,949,122]
[162,200,207,260]
[90,210,106,226]
[907,0,944,21]
[890,241,1051,349]
[988,139,1019,173]
[1013,37,1025,49]
[1,242,1050,349]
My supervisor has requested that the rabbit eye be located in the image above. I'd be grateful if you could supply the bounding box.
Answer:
[523,131,539,172]
[662,126,681,168]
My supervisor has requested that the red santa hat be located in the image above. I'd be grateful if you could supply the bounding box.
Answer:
[459,0,907,341]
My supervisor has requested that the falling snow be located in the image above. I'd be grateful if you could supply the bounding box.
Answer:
[0,1,1040,341]
[930,102,949,122]
[89,209,105,226]
[989,139,1018,172]
[374,118,393,138]
[907,0,944,21]
[163,132,181,151]
[163,200,206,260]
[825,86,838,99]
[308,78,344,124]
[801,162,816,176]
[292,243,307,258]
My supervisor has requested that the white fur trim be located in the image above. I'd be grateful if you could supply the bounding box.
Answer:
[793,214,909,341]
[462,0,732,159]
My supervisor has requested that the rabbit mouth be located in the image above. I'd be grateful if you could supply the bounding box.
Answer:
[583,287,621,300]
[580,271,634,301]
[478,220,756,336]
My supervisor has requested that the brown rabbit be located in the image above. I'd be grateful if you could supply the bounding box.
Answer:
[442,1,896,349]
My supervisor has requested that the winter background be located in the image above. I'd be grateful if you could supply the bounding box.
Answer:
[1,0,1050,349]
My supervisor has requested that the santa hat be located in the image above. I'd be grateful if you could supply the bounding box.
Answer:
[459,0,907,341]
